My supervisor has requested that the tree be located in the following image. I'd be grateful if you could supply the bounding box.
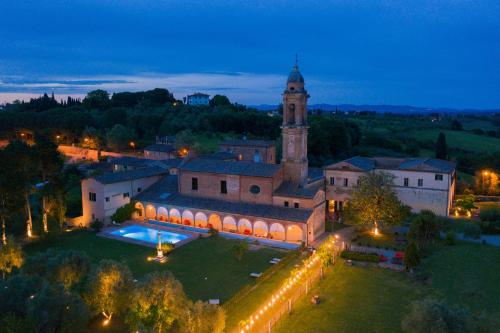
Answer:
[23,249,90,291]
[83,89,111,110]
[0,150,24,244]
[403,242,420,271]
[401,297,472,333]
[106,124,136,151]
[4,141,37,237]
[0,237,23,279]
[33,132,64,233]
[86,260,133,324]
[316,235,335,267]
[232,240,249,261]
[210,95,231,107]
[111,202,139,223]
[27,282,90,333]
[408,210,439,251]
[126,271,189,333]
[451,119,463,131]
[343,171,410,229]
[180,300,225,333]
[435,132,448,159]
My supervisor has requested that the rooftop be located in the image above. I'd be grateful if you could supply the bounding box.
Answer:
[110,156,152,168]
[273,180,323,199]
[94,166,169,184]
[180,158,281,178]
[325,156,456,174]
[188,92,210,97]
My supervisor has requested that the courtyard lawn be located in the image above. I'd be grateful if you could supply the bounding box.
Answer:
[274,242,500,333]
[353,229,406,251]
[224,250,305,332]
[23,230,285,302]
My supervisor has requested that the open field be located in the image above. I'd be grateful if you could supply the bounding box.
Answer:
[406,129,500,153]
[24,230,284,302]
[274,242,500,333]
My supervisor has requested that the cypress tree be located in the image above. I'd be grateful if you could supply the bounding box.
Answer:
[435,132,447,159]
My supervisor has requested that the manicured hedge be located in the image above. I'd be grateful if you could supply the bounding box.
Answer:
[341,251,380,263]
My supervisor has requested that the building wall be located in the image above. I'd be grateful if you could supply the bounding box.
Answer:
[325,169,454,216]
[81,175,163,225]
[179,170,278,204]
[220,144,276,164]
[144,150,175,160]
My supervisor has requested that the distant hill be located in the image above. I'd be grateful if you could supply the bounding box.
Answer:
[251,104,500,114]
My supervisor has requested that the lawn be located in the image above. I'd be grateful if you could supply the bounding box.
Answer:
[224,250,305,332]
[407,129,500,153]
[274,242,500,333]
[24,230,284,302]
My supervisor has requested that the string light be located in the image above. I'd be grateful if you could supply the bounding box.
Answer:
[238,236,338,332]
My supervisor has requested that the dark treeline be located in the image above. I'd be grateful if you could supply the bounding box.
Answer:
[0,89,362,166]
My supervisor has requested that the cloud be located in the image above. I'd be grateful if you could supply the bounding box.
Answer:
[0,72,289,104]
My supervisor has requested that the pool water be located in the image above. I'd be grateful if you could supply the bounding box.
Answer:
[110,225,190,245]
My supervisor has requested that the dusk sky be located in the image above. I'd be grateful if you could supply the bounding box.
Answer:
[0,0,499,108]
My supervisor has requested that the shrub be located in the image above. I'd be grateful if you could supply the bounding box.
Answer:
[111,202,139,224]
[90,219,104,232]
[159,243,174,254]
[479,219,500,234]
[404,242,420,270]
[340,251,380,263]
[463,223,481,239]
[444,231,456,246]
[401,297,471,333]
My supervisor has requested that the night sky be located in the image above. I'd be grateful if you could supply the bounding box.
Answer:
[0,0,499,108]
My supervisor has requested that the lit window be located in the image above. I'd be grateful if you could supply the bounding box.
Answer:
[404,178,409,187]
[435,174,443,181]
[418,179,423,187]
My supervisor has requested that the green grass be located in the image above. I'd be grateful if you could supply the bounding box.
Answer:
[274,242,500,333]
[24,230,283,302]
[224,250,305,332]
[407,129,500,153]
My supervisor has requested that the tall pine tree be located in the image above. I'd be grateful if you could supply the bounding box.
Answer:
[435,132,447,159]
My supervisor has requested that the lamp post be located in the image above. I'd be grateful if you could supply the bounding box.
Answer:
[130,141,136,154]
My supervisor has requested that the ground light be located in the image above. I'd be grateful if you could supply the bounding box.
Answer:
[239,237,337,332]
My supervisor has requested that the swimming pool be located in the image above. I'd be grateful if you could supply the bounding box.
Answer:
[109,225,190,245]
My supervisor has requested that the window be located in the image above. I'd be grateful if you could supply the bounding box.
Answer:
[329,177,335,185]
[294,202,299,208]
[123,192,130,198]
[418,179,423,187]
[250,185,261,194]
[192,177,198,191]
[435,174,443,181]
[357,179,361,186]
[105,197,110,202]
[404,178,409,187]
[137,187,142,192]
[284,201,289,207]
[343,178,349,187]
[220,180,227,194]
[88,192,96,202]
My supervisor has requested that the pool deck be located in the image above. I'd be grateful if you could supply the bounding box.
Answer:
[98,222,205,249]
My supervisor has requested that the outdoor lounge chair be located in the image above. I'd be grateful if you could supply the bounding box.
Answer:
[250,272,262,278]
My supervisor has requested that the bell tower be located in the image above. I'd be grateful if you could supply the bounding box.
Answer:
[281,59,309,184]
